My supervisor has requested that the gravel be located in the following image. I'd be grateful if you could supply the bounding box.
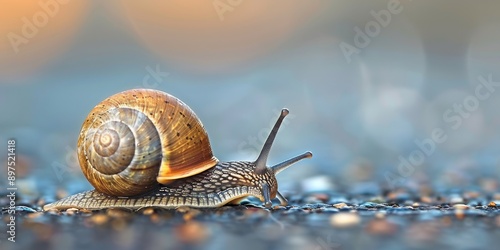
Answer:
[1,186,500,250]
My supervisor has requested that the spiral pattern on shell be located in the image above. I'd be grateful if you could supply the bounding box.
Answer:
[78,89,218,197]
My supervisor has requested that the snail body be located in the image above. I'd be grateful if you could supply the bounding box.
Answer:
[44,89,311,211]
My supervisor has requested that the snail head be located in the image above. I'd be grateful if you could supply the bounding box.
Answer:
[247,109,312,208]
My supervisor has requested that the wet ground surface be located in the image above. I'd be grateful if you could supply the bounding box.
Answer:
[1,187,500,250]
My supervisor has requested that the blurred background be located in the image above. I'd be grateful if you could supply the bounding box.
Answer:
[1,0,500,197]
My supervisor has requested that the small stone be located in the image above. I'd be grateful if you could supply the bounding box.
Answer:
[66,208,79,215]
[453,204,469,210]
[412,202,420,207]
[142,208,155,215]
[333,202,347,209]
[329,213,361,228]
[488,201,498,207]
[360,202,382,208]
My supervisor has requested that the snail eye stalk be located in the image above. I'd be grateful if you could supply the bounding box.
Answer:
[270,152,313,175]
[254,109,289,174]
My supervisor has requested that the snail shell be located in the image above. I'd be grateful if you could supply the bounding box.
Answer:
[78,89,218,197]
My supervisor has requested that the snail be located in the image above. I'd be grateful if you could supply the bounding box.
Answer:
[43,89,312,211]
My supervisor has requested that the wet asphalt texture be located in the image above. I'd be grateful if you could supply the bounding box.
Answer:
[1,186,500,250]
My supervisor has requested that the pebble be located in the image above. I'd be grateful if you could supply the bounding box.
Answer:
[6,181,500,249]
[65,208,80,216]
[142,208,155,215]
[44,208,62,215]
[360,202,384,209]
[453,204,470,210]
[488,201,498,207]
[333,202,348,209]
[329,213,361,228]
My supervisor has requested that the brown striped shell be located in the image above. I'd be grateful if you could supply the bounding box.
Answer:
[77,89,218,197]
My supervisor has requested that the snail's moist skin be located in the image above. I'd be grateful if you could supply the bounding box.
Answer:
[43,161,278,211]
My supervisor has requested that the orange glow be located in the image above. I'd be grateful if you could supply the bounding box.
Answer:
[117,0,324,74]
[0,0,88,84]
